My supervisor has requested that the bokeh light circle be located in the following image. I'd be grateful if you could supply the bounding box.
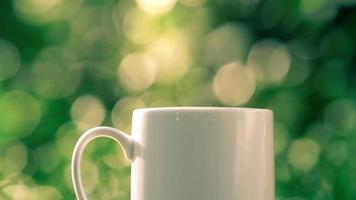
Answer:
[32,186,62,200]
[70,95,106,131]
[31,47,81,99]
[147,31,191,82]
[36,143,61,173]
[123,8,161,44]
[213,62,256,106]
[247,39,291,85]
[324,99,356,132]
[118,53,157,92]
[14,0,84,24]
[288,138,320,171]
[136,0,177,15]
[324,140,349,167]
[320,29,354,61]
[300,0,338,24]
[0,40,21,81]
[203,23,252,67]
[0,91,41,138]
[55,122,79,159]
[1,142,28,175]
[2,184,62,200]
[3,184,34,200]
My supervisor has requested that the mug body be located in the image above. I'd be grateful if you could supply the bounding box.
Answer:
[131,107,274,200]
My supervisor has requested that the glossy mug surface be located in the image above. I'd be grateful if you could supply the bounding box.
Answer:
[72,107,274,200]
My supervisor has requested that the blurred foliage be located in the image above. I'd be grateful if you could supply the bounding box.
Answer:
[0,0,356,199]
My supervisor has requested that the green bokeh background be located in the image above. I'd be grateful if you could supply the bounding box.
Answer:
[0,0,356,199]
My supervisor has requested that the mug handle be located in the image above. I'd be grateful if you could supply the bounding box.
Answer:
[71,126,134,200]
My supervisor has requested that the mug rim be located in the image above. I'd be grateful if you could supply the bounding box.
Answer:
[134,107,272,114]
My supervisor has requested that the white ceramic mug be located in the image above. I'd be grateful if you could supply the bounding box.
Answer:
[72,107,274,200]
